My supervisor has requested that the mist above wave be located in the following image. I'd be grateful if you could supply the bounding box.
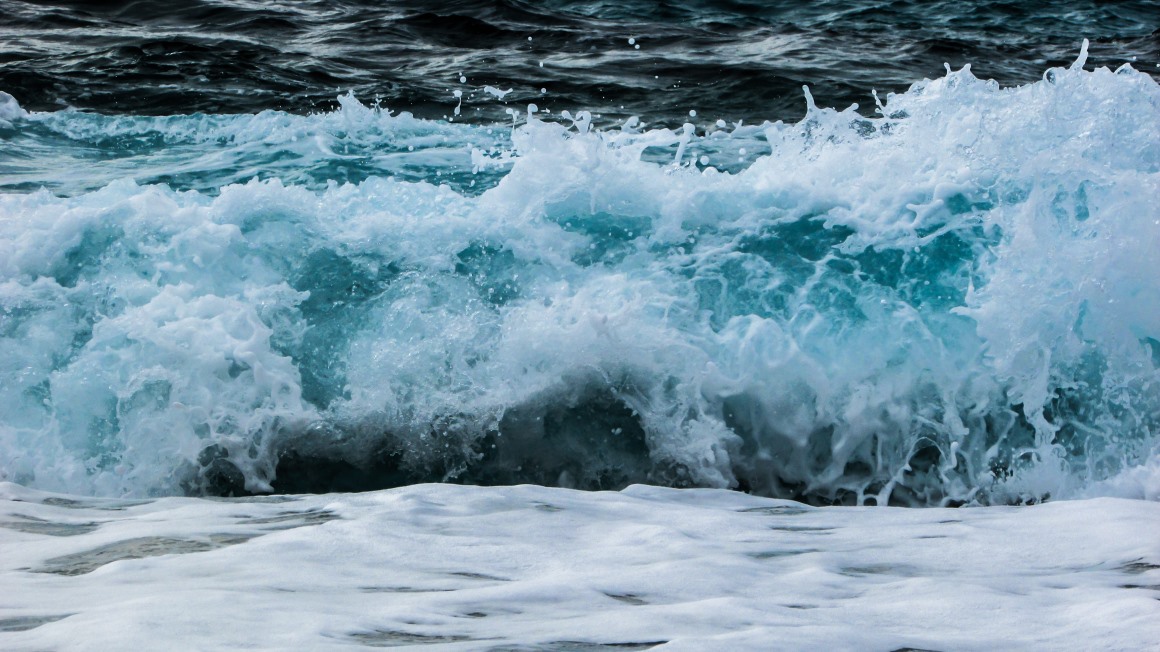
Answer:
[0,49,1158,504]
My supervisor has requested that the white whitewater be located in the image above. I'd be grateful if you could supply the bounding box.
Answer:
[1,482,1157,650]
[1,52,1158,503]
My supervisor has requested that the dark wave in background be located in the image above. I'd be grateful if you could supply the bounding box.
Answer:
[2,0,1158,125]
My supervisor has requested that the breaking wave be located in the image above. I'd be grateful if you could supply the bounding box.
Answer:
[1,47,1158,504]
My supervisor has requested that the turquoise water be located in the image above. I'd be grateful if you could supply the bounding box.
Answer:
[1,13,1159,505]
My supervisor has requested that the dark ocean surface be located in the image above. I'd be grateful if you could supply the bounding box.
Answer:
[2,0,1158,124]
[0,1,1158,503]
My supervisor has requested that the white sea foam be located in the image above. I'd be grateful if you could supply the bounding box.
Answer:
[0,52,1158,501]
[0,91,27,123]
[0,482,1156,650]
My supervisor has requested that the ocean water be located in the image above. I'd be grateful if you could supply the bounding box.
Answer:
[1,482,1158,650]
[1,0,1160,507]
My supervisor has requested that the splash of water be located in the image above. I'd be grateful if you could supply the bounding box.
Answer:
[0,49,1157,503]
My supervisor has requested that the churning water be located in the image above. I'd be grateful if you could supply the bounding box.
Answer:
[1,1,1159,505]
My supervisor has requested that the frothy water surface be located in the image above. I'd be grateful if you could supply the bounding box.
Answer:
[1,6,1159,505]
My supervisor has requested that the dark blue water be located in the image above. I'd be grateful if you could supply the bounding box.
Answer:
[3,0,1157,123]
[0,1,1158,504]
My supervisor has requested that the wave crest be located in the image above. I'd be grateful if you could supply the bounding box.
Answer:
[1,55,1158,503]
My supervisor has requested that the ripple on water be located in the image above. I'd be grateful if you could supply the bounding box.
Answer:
[32,534,256,576]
